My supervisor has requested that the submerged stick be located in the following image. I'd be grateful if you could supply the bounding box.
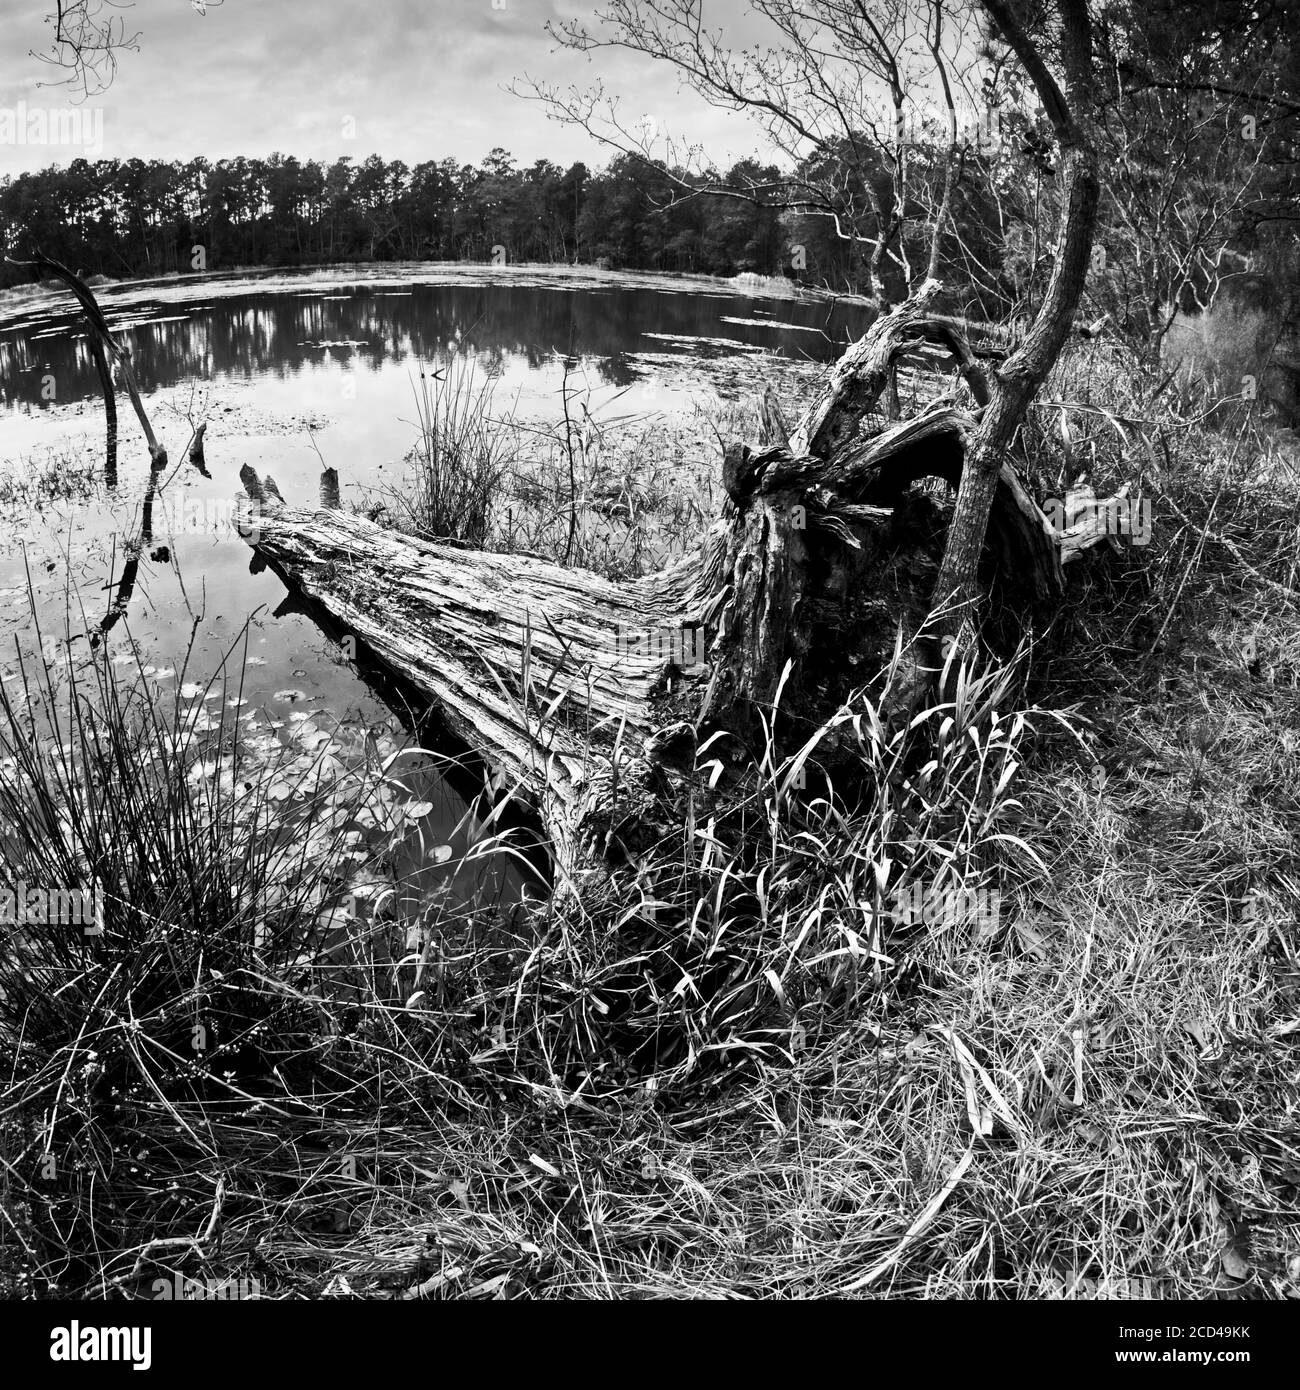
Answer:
[5,252,167,472]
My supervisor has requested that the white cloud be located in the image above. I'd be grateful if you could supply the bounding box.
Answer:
[0,0,774,176]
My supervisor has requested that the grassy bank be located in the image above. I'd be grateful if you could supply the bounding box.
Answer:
[1,335,1297,1300]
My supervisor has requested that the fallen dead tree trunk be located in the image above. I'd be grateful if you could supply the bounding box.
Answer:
[4,248,1127,904]
[235,291,1129,900]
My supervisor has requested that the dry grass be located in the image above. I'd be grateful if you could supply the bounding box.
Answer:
[496,407,718,577]
[0,448,101,513]
[2,336,1299,1301]
[365,359,518,548]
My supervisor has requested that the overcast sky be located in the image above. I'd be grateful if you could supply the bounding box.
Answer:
[0,0,782,178]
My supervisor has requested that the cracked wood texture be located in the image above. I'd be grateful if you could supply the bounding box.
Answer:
[237,292,1121,893]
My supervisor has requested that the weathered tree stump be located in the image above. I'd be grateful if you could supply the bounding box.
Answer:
[235,291,1122,900]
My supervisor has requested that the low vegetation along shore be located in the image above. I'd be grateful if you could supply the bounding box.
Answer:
[1,326,1298,1301]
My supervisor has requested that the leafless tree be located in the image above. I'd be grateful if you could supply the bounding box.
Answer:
[30,0,141,99]
[519,0,1001,306]
[523,0,1103,654]
[31,0,222,100]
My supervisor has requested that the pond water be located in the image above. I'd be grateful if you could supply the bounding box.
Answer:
[0,264,872,892]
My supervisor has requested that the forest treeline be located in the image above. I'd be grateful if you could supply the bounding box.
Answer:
[2,134,1295,329]
[0,149,852,289]
[0,9,1296,422]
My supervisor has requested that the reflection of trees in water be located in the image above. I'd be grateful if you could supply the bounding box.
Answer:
[0,283,873,407]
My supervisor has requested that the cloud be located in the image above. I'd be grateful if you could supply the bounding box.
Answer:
[0,0,771,177]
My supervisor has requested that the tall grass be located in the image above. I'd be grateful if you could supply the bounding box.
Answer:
[497,387,717,578]
[1162,299,1287,422]
[4,327,1298,1300]
[378,359,517,547]
[0,612,524,1296]
[460,643,1046,1081]
[0,594,1050,1295]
